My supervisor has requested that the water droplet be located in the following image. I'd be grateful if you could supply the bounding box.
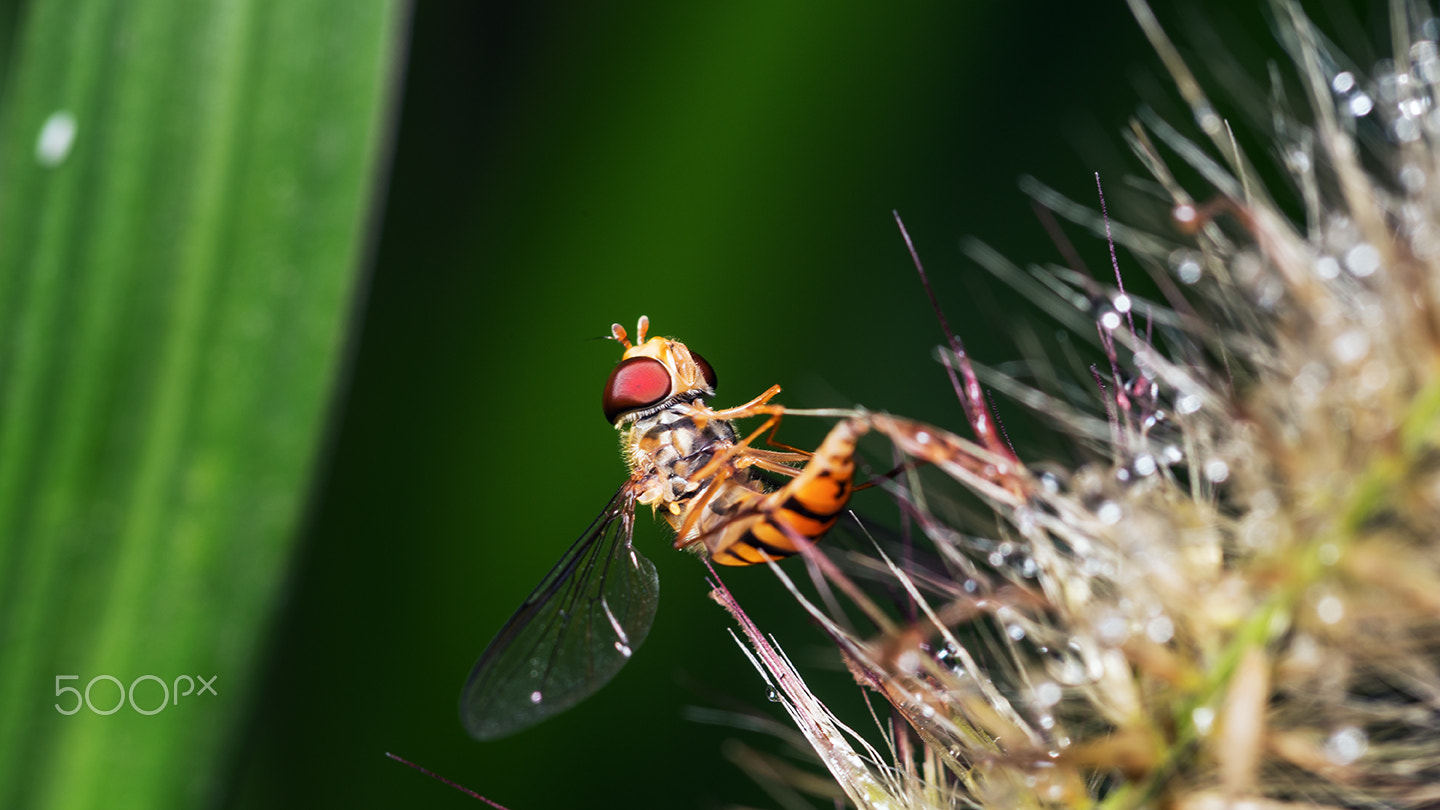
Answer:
[1096,501,1122,525]
[1097,613,1130,645]
[1331,329,1369,364]
[1113,294,1132,314]
[35,111,77,168]
[1195,105,1222,134]
[1177,393,1202,415]
[1099,310,1122,331]
[1347,92,1374,117]
[614,641,632,657]
[1316,594,1345,624]
[1204,459,1230,483]
[1192,706,1215,735]
[766,687,781,703]
[1043,639,1096,686]
[529,690,544,704]
[1034,681,1062,707]
[1146,615,1175,644]
[1414,39,1440,81]
[1394,114,1422,143]
[1332,71,1357,93]
[1324,726,1367,765]
[1169,252,1203,283]
[1345,243,1380,277]
[1134,454,1157,476]
[1317,543,1340,566]
[914,430,931,444]
[896,649,921,674]
[1006,623,1026,641]
[1316,256,1341,279]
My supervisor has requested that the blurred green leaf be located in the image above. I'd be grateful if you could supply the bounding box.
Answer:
[0,1,406,807]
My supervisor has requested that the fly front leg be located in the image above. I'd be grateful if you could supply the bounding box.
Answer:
[708,384,784,421]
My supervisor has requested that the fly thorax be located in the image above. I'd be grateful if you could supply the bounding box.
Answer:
[624,404,738,508]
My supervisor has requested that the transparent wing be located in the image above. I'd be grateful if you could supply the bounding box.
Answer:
[460,485,658,741]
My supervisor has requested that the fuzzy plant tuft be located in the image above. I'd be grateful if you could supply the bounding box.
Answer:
[716,2,1440,808]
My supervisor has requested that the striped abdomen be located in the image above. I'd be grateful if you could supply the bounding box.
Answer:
[707,419,868,566]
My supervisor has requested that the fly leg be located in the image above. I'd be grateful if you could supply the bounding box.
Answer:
[707,418,871,566]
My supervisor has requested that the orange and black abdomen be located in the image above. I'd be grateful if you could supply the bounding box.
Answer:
[709,419,868,566]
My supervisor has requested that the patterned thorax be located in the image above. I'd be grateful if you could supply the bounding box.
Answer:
[622,403,754,516]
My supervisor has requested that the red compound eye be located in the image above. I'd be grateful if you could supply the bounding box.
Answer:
[603,357,672,423]
[690,350,717,392]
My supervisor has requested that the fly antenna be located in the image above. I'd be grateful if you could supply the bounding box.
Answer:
[610,322,633,350]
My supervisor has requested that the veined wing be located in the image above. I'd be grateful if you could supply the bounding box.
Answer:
[460,485,658,741]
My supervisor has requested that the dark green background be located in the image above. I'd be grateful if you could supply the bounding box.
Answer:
[223,2,1372,808]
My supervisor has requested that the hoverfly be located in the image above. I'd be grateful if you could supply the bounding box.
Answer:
[460,316,867,740]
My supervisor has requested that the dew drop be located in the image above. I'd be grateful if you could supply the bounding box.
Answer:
[1331,329,1370,364]
[1325,726,1368,765]
[1204,459,1230,483]
[1332,71,1356,93]
[1401,164,1427,193]
[896,649,921,674]
[1195,105,1222,134]
[1099,310,1122,331]
[1316,594,1345,624]
[529,690,543,704]
[1394,115,1422,143]
[1006,623,1027,641]
[614,641,632,657]
[1172,249,1200,280]
[1113,293,1132,314]
[1316,255,1341,279]
[766,687,781,703]
[1096,501,1122,525]
[1097,613,1130,645]
[1146,615,1175,644]
[35,111,77,168]
[1317,542,1340,566]
[1177,393,1202,415]
[1192,706,1215,735]
[1345,243,1380,277]
[1134,454,1157,476]
[1034,681,1062,707]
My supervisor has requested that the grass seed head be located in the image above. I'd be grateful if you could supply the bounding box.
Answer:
[722,2,1440,807]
